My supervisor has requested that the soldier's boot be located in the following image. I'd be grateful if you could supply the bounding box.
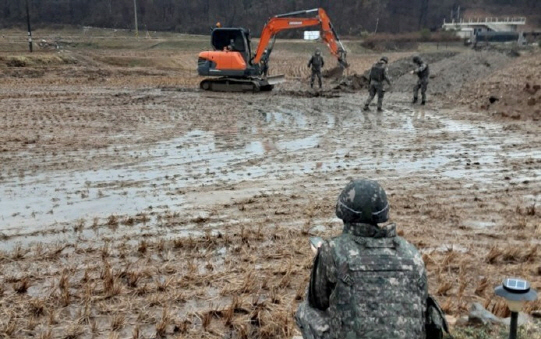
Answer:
[421,100,426,105]
[363,105,370,111]
[412,97,418,104]
[377,106,383,112]
[310,82,314,89]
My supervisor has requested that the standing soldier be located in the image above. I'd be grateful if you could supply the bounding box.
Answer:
[363,56,391,112]
[308,48,325,89]
[411,56,429,105]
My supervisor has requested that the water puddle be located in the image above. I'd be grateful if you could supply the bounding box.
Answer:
[1,103,539,247]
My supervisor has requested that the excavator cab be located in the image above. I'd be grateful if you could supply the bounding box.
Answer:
[198,28,259,78]
[211,28,252,62]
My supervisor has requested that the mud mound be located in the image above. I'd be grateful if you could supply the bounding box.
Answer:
[322,66,345,79]
[390,50,513,95]
[458,53,541,121]
[385,51,459,81]
[332,73,369,92]
[330,52,459,92]
[0,54,78,68]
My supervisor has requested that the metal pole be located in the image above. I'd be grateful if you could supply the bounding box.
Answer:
[133,0,139,38]
[25,0,33,52]
[509,311,518,339]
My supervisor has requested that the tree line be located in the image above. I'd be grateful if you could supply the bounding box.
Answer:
[1,0,538,36]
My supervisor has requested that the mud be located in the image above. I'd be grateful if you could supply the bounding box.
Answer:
[1,43,541,338]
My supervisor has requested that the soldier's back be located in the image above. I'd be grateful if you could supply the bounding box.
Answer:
[327,233,427,339]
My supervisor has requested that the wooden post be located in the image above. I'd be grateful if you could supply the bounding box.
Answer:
[26,0,33,52]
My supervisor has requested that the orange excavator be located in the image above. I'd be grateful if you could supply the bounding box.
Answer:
[197,8,348,92]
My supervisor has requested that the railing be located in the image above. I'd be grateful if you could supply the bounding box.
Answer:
[443,17,526,25]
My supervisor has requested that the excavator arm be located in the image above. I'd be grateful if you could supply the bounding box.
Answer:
[253,8,348,68]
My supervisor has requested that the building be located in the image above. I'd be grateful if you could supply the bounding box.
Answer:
[442,17,526,42]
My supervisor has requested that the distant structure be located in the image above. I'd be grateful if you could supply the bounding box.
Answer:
[442,17,526,44]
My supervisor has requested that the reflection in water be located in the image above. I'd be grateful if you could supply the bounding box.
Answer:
[376,111,383,126]
[4,101,538,249]
[413,106,426,120]
[362,110,384,129]
[362,110,373,129]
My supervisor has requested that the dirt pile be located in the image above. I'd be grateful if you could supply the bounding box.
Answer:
[457,52,541,121]
[330,51,459,93]
[390,50,513,96]
[332,73,369,92]
[322,66,345,79]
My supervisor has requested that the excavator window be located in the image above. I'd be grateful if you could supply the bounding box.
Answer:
[211,28,251,61]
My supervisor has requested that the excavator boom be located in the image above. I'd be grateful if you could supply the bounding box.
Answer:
[254,8,348,68]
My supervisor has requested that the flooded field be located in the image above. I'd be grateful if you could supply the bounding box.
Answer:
[1,40,540,338]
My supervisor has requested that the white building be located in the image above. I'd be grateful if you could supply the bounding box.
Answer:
[442,17,526,40]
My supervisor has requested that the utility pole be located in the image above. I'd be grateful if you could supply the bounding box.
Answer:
[133,0,139,38]
[25,0,33,52]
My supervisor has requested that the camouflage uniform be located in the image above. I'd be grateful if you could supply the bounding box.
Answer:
[412,57,429,104]
[296,223,427,339]
[296,179,446,339]
[364,58,392,111]
[308,51,325,88]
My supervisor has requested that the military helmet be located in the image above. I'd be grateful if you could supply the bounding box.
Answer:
[335,179,389,224]
[380,56,389,64]
[412,55,422,64]
[315,48,321,55]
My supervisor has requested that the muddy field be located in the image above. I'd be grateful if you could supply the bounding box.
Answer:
[1,29,541,338]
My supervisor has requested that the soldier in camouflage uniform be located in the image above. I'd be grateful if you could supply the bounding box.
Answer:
[411,56,429,105]
[296,179,448,339]
[308,48,325,89]
[364,56,392,112]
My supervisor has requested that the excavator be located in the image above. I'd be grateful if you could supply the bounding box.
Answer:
[197,8,348,92]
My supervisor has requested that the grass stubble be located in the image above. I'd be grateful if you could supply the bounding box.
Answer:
[1,193,540,338]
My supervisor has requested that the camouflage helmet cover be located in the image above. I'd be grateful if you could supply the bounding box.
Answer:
[380,56,389,64]
[412,55,422,64]
[315,48,321,55]
[336,179,390,224]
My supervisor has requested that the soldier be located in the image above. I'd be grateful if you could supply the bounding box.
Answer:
[363,56,392,112]
[308,48,325,89]
[296,179,449,339]
[411,56,429,105]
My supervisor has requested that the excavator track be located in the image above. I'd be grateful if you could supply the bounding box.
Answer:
[199,77,274,92]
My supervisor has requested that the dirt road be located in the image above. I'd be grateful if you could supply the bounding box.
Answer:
[1,42,540,338]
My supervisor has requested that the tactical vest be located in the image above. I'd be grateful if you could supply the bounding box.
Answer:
[311,55,324,69]
[328,234,427,339]
[417,64,429,80]
[370,62,386,82]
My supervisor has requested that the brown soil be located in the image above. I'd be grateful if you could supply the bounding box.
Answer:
[0,39,540,339]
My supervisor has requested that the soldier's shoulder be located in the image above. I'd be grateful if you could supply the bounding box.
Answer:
[395,236,421,254]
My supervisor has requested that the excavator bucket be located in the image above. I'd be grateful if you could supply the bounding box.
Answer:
[267,75,285,85]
